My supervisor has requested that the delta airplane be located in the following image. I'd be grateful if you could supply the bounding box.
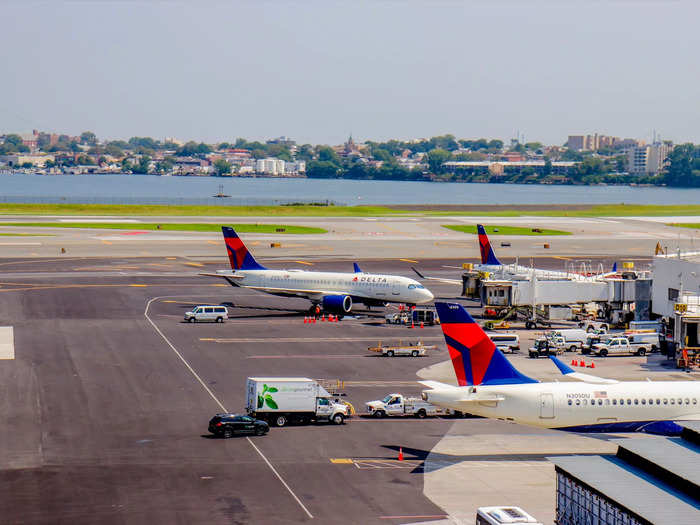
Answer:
[413,224,618,285]
[420,302,700,435]
[202,227,434,315]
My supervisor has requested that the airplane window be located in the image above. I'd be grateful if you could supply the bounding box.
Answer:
[598,399,603,406]
[605,399,610,405]
[678,398,682,405]
[641,399,646,405]
[417,285,425,289]
[694,399,697,405]
[575,399,580,406]
[663,399,668,404]
[656,399,661,405]
[627,399,632,405]
[648,399,653,405]
[634,399,639,405]
[568,400,572,406]
[670,399,675,405]
[408,284,416,289]
[612,399,617,405]
[685,398,690,405]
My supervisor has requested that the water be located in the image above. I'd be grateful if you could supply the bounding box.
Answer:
[1,173,698,206]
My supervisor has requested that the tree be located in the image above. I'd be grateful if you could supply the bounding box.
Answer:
[105,144,124,157]
[317,146,340,164]
[663,144,700,187]
[155,158,174,174]
[80,131,97,145]
[426,148,451,173]
[543,158,552,176]
[296,144,314,162]
[131,155,151,174]
[306,160,340,178]
[213,159,231,176]
[4,134,23,147]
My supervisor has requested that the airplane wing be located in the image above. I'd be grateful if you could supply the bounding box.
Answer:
[549,355,619,385]
[411,267,462,285]
[200,272,244,279]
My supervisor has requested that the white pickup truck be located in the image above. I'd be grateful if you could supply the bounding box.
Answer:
[367,341,435,357]
[591,337,650,357]
[365,393,451,418]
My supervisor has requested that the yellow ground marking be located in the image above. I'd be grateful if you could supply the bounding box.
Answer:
[250,241,260,246]
[207,240,218,245]
[166,257,177,260]
[185,262,204,267]
[0,283,228,293]
[293,260,314,266]
[399,258,419,263]
[434,240,469,247]
[129,284,148,287]
[330,458,353,464]
[553,256,573,261]
[163,300,177,303]
[101,240,113,245]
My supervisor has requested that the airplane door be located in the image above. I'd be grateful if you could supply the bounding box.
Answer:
[539,393,555,419]
[392,280,401,296]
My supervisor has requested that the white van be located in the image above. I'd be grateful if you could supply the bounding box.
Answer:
[488,333,520,353]
[184,305,228,323]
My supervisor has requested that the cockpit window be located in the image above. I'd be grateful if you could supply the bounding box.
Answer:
[416,284,425,289]
[408,284,416,289]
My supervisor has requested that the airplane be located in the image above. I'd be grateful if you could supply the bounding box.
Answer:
[202,226,434,316]
[412,224,618,285]
[419,302,700,435]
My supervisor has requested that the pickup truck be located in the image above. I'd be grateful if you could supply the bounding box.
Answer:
[529,336,580,358]
[365,393,451,418]
[591,337,650,357]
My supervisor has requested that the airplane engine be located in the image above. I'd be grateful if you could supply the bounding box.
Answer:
[322,295,352,314]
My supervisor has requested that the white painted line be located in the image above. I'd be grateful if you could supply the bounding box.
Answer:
[0,242,42,246]
[0,326,14,359]
[58,219,141,223]
[144,296,313,520]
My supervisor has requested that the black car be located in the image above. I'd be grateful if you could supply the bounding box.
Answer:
[208,413,269,438]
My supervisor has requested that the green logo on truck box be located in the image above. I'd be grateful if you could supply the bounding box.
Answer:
[258,384,278,409]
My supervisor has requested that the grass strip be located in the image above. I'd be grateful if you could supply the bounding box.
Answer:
[0,223,327,234]
[668,223,700,229]
[0,232,54,236]
[442,224,571,235]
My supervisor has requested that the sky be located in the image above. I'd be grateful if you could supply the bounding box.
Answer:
[1,0,699,146]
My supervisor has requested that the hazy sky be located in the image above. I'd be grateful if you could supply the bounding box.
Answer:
[1,1,698,145]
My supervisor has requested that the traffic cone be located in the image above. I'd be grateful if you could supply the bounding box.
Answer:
[579,360,586,367]
[398,447,404,461]
[409,322,414,329]
[321,314,325,322]
[420,322,424,329]
[571,360,578,366]
[589,362,595,368]
[304,316,308,324]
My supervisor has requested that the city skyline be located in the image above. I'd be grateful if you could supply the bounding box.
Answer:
[1,1,699,145]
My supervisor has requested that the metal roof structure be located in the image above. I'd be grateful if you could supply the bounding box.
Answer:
[549,423,700,524]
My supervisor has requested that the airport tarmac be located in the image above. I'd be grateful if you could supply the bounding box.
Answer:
[0,214,698,259]
[0,255,692,524]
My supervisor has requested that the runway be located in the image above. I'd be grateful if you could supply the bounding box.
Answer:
[0,214,697,259]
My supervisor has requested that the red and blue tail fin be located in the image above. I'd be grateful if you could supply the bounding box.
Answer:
[477,224,501,266]
[435,302,537,386]
[221,227,266,271]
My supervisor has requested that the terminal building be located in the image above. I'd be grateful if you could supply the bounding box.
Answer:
[549,423,700,525]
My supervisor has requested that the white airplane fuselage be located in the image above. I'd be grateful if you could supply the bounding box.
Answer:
[216,268,434,306]
[424,380,700,431]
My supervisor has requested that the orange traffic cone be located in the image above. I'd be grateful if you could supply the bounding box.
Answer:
[321,314,325,322]
[571,359,577,366]
[409,322,414,329]
[420,322,424,329]
[398,447,404,461]
[579,360,586,367]
[589,362,595,368]
[304,316,308,324]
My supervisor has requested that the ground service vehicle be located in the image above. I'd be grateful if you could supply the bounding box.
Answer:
[488,333,520,353]
[246,377,348,427]
[476,506,543,525]
[578,320,609,333]
[412,307,439,326]
[592,337,650,357]
[184,305,228,323]
[385,312,409,325]
[208,413,269,438]
[582,333,613,354]
[625,331,660,352]
[368,341,435,357]
[547,329,587,348]
[365,393,450,418]
[529,337,567,358]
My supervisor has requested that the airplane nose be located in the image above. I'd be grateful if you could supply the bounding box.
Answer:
[423,289,434,302]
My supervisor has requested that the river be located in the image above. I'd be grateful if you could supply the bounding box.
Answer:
[0,173,697,206]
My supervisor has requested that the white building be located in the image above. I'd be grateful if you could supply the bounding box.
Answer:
[255,158,286,175]
[627,142,672,175]
[652,254,700,318]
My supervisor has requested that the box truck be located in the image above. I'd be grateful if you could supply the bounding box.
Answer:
[246,377,348,427]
